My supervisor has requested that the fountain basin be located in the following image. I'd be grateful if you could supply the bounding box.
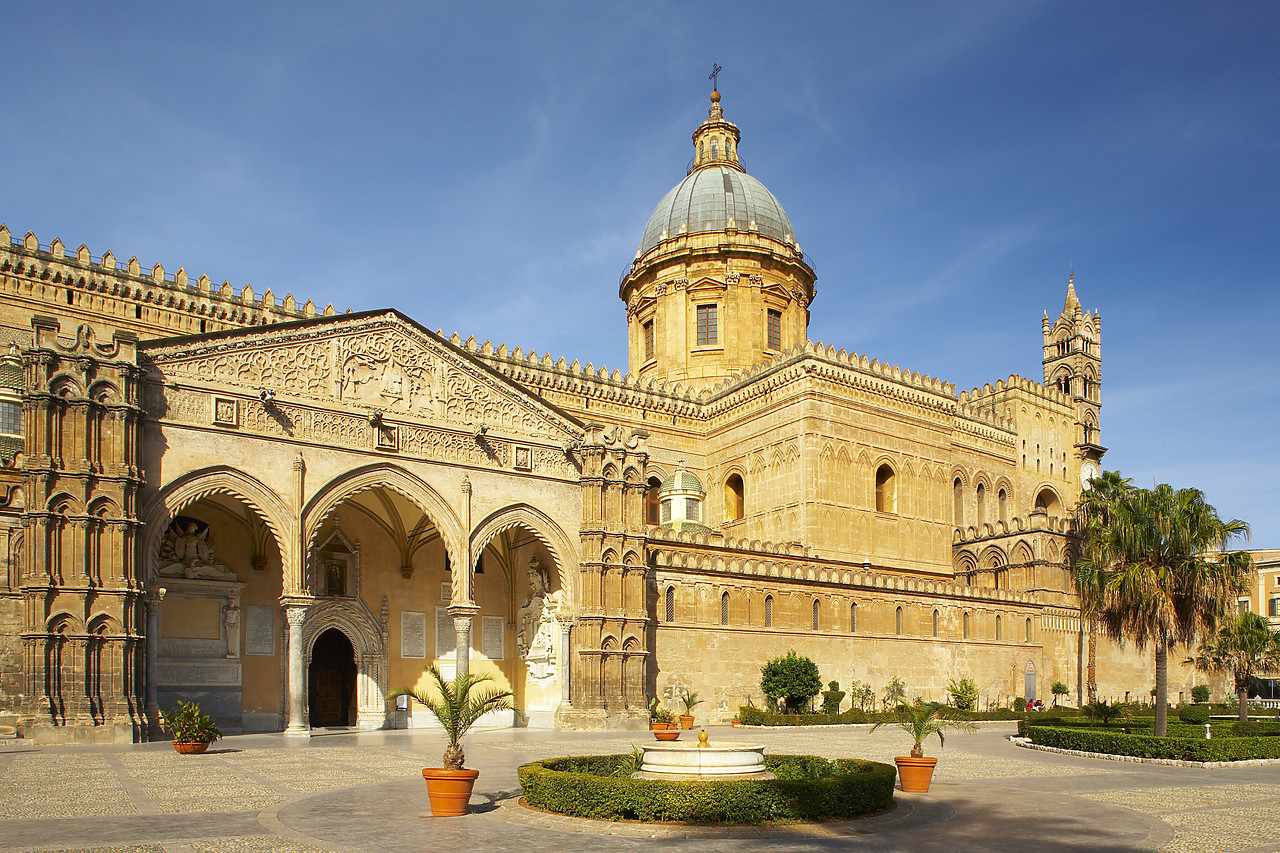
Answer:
[635,741,774,780]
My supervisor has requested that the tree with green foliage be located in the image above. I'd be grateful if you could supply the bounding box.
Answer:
[390,666,512,769]
[760,650,822,713]
[947,675,979,711]
[1051,681,1069,707]
[1074,479,1252,736]
[1187,611,1280,723]
[870,701,978,758]
[1083,699,1125,725]
[848,679,875,712]
[881,676,906,711]
[1075,470,1133,705]
[821,681,846,715]
[1191,684,1211,704]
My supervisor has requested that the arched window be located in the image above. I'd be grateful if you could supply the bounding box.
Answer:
[996,614,1002,641]
[875,464,896,513]
[710,138,719,159]
[1035,488,1061,517]
[764,595,773,628]
[932,609,940,637]
[721,591,730,626]
[664,586,675,623]
[998,488,1008,523]
[646,477,662,525]
[812,598,821,631]
[1026,618,1033,643]
[963,611,970,639]
[725,474,744,521]
[953,477,964,527]
[895,606,903,635]
[976,483,986,525]
[850,602,857,633]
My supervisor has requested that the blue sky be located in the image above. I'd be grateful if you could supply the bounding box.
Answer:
[5,2,1278,546]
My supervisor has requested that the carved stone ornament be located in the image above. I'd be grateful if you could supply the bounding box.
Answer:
[158,520,237,581]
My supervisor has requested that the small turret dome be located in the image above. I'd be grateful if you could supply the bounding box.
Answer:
[638,168,797,258]
[657,463,709,534]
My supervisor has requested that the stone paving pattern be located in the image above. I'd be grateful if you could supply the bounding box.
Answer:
[0,725,1277,852]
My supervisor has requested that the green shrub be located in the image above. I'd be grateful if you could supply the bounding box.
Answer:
[882,677,906,710]
[947,676,979,711]
[159,700,222,744]
[821,681,846,715]
[761,651,823,713]
[1234,721,1262,737]
[1191,685,1211,704]
[1179,704,1211,724]
[1022,725,1280,761]
[518,753,896,823]
[738,706,868,726]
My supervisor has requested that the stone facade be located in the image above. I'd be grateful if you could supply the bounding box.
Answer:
[0,90,1194,742]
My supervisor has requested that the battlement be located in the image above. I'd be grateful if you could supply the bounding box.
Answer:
[0,224,331,340]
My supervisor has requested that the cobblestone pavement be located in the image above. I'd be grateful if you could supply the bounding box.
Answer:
[1,724,1278,852]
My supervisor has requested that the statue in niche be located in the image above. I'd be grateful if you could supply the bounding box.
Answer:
[224,604,241,658]
[158,520,236,581]
[518,556,562,681]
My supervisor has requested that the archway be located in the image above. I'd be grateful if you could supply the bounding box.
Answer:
[309,628,356,728]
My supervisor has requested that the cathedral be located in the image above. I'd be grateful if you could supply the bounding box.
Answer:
[0,90,1165,743]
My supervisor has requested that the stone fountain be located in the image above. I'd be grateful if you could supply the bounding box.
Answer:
[633,731,775,780]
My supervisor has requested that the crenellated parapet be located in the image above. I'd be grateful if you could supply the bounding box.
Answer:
[0,224,330,345]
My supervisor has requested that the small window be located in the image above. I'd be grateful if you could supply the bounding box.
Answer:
[766,309,782,350]
[764,595,773,628]
[953,477,964,526]
[1026,618,1032,642]
[661,500,672,523]
[710,138,719,159]
[665,586,676,622]
[643,320,655,361]
[998,489,1008,523]
[875,464,896,513]
[1269,598,1279,618]
[996,615,1002,641]
[895,606,903,635]
[725,474,744,521]
[0,400,21,436]
[645,477,661,525]
[976,483,986,524]
[685,497,700,521]
[812,599,821,631]
[933,609,939,637]
[850,602,857,633]
[696,304,718,346]
[721,591,730,626]
[963,611,970,639]
[1238,599,1250,615]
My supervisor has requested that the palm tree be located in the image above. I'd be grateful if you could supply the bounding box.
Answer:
[1074,481,1251,736]
[390,666,512,769]
[1187,611,1280,723]
[869,700,977,758]
[1075,470,1132,705]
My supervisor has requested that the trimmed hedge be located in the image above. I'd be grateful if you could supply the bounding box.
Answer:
[1021,725,1280,761]
[740,705,1079,727]
[517,753,896,824]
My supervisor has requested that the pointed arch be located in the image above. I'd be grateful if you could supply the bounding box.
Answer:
[302,598,389,729]
[142,466,294,587]
[470,502,578,605]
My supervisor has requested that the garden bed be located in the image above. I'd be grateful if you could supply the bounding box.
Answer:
[517,753,896,824]
[1017,720,1280,762]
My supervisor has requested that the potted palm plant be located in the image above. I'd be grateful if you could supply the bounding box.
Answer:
[677,691,703,730]
[390,665,512,816]
[870,700,976,792]
[159,700,222,754]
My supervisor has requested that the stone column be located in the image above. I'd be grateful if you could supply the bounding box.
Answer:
[284,605,309,736]
[144,591,162,737]
[559,622,572,704]
[448,603,478,679]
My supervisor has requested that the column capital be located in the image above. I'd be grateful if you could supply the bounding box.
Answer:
[447,602,480,621]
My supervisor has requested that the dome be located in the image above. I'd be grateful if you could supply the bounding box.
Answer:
[660,468,704,495]
[637,166,796,258]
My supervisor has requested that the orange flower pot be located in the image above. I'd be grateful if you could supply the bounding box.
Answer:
[422,768,480,816]
[172,741,210,755]
[894,756,937,793]
[653,729,681,742]
[678,715,695,730]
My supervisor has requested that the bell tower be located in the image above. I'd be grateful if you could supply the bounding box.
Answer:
[1042,274,1105,478]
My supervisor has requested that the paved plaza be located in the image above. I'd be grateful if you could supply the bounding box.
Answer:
[1,724,1277,853]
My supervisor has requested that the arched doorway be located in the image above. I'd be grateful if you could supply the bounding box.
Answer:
[1024,660,1037,704]
[309,628,356,728]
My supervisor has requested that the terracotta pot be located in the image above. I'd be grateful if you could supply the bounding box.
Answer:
[653,729,681,742]
[172,741,210,755]
[678,715,695,730]
[894,756,937,793]
[422,768,480,817]
[730,720,741,727]
[649,721,674,731]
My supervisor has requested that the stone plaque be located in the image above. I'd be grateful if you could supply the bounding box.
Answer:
[435,607,455,658]
[482,616,504,660]
[440,582,451,603]
[401,610,427,659]
[244,605,275,656]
